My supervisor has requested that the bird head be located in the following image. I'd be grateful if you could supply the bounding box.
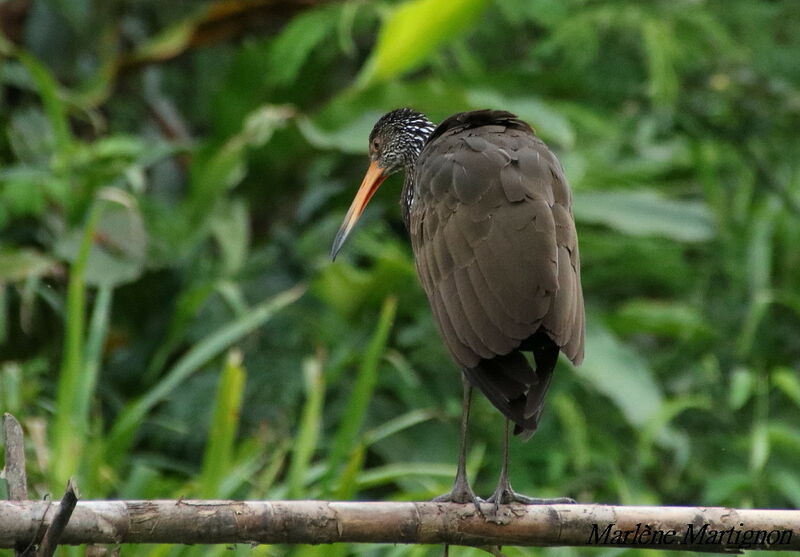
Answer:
[331,108,434,260]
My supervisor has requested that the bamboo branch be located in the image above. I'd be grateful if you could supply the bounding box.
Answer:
[2,413,798,552]
[0,500,797,552]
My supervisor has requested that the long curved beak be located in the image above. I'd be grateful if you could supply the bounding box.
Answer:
[331,161,388,260]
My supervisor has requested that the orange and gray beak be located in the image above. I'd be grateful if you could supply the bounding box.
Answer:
[331,160,388,260]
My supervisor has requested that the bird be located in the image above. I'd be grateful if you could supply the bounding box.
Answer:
[331,108,585,508]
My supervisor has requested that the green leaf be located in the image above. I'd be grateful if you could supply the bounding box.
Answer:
[269,8,335,86]
[143,281,219,383]
[334,444,366,501]
[287,356,326,499]
[747,200,779,294]
[642,18,679,107]
[8,108,55,163]
[2,177,47,217]
[0,248,58,282]
[15,50,74,157]
[0,286,5,346]
[199,350,246,498]
[297,111,383,155]
[1,362,22,415]
[703,471,752,505]
[190,104,294,219]
[356,462,455,489]
[612,299,713,339]
[363,408,436,446]
[126,11,199,65]
[637,395,710,465]
[78,285,114,496]
[51,199,103,488]
[217,444,275,500]
[211,199,251,276]
[750,421,769,472]
[573,190,715,242]
[553,393,589,472]
[571,321,663,427]
[54,190,147,287]
[729,367,754,410]
[772,367,800,408]
[358,0,489,86]
[323,296,397,492]
[767,423,800,455]
[105,284,306,465]
[46,0,91,30]
[312,260,374,316]
[254,439,291,497]
[772,470,800,509]
[79,286,114,427]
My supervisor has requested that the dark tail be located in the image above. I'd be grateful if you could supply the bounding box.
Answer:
[463,330,559,440]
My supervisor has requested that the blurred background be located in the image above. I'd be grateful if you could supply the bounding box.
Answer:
[1,0,799,555]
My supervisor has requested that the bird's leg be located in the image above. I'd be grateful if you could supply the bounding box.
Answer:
[486,419,575,510]
[433,374,482,514]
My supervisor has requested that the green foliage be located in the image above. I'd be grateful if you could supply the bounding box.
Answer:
[573,320,663,428]
[573,190,714,242]
[287,356,326,499]
[323,296,397,497]
[358,0,489,87]
[103,285,306,472]
[1,0,799,556]
[51,199,103,487]
[198,350,246,499]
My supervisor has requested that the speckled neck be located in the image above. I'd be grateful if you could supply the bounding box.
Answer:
[399,120,434,229]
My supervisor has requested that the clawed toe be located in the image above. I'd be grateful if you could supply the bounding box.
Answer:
[487,490,575,505]
[487,479,575,512]
[433,484,484,516]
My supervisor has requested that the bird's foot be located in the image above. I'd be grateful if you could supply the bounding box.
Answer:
[487,490,576,505]
[432,475,484,516]
[486,478,575,515]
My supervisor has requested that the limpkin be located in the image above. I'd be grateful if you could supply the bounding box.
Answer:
[331,109,585,507]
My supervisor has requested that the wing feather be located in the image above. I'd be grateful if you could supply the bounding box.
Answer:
[410,110,585,395]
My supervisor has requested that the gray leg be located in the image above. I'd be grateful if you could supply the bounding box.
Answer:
[433,374,482,514]
[486,419,575,510]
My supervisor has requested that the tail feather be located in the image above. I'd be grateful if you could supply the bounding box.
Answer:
[463,330,559,440]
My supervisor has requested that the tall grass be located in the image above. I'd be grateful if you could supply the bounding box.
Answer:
[51,201,102,488]
[104,285,306,471]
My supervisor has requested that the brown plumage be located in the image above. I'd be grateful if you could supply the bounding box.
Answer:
[332,108,584,504]
[410,110,584,437]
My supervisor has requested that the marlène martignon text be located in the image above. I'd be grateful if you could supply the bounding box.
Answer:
[587,522,793,549]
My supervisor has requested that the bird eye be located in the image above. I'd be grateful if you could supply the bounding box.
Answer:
[372,138,381,151]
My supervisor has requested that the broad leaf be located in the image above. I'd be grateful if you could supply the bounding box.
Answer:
[573,190,715,242]
[571,321,663,427]
[358,0,488,86]
[55,199,147,287]
[269,8,336,86]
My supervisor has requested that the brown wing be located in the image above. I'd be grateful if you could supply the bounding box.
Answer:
[410,111,584,371]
